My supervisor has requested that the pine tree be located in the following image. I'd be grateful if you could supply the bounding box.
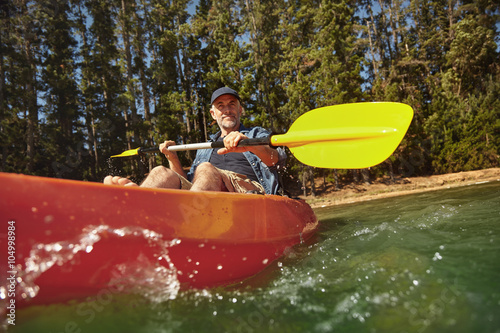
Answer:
[188,0,213,142]
[84,0,127,179]
[203,0,251,93]
[146,0,192,169]
[311,0,364,106]
[2,0,44,175]
[240,0,285,130]
[275,0,317,129]
[38,0,84,179]
[75,0,100,179]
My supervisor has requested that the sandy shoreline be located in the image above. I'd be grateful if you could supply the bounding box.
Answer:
[302,168,500,209]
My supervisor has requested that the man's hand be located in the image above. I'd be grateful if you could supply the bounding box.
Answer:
[159,140,186,177]
[218,131,248,154]
[219,131,279,167]
[159,140,179,160]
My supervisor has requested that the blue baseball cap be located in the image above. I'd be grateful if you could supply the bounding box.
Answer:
[211,87,240,105]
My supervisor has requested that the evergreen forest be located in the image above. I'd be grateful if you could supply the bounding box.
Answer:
[1,0,499,194]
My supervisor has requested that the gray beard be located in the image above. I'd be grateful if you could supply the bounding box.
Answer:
[218,117,239,132]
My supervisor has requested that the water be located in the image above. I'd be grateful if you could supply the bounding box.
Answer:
[8,181,500,333]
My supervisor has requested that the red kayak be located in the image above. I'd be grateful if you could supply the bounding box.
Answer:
[0,172,318,306]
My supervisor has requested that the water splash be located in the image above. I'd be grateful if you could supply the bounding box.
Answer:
[106,157,123,178]
[14,225,181,303]
[415,204,460,229]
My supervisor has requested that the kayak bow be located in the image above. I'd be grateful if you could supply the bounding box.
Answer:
[0,172,318,306]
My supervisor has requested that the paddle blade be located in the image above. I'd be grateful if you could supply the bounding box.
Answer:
[110,148,141,158]
[271,102,413,169]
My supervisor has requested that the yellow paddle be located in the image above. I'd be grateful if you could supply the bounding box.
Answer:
[111,102,413,169]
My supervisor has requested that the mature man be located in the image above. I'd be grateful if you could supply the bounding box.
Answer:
[104,87,286,195]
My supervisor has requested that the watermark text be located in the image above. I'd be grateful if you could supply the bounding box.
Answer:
[6,220,17,325]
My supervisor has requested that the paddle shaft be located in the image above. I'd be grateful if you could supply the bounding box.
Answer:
[138,137,271,154]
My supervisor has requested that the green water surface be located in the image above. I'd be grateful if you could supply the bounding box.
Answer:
[10,181,500,333]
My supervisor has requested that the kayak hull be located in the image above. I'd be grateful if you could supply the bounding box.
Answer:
[0,172,318,306]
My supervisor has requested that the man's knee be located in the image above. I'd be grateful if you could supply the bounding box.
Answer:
[149,165,170,176]
[141,166,181,188]
[194,162,217,175]
[191,162,225,191]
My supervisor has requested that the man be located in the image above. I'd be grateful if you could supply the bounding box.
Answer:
[104,87,286,195]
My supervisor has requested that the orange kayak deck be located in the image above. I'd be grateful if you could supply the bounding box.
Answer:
[0,172,318,306]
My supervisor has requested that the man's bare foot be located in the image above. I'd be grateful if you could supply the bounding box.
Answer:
[103,175,139,187]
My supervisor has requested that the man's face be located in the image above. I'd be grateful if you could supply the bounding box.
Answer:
[210,94,242,135]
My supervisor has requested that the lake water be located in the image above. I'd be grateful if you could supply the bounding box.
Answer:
[9,181,500,333]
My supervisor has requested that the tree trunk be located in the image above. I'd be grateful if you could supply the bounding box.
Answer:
[334,169,339,190]
[22,1,38,173]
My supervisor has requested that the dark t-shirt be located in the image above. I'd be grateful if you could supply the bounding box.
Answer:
[209,137,259,183]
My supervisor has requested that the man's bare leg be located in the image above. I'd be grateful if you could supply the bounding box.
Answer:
[140,166,181,188]
[190,162,228,192]
[103,166,181,189]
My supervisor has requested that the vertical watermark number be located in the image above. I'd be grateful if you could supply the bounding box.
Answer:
[6,220,16,325]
